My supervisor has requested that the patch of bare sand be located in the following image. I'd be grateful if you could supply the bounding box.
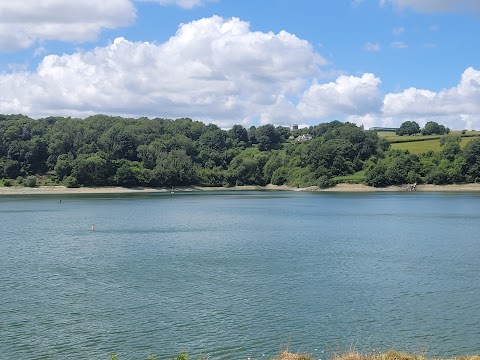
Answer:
[2,183,480,196]
[0,186,170,195]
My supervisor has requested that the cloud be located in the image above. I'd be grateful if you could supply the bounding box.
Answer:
[296,73,383,120]
[381,0,480,14]
[390,41,407,49]
[364,42,381,52]
[136,0,218,9]
[0,16,326,127]
[0,0,136,52]
[381,67,480,129]
[392,26,405,35]
[307,67,480,131]
[383,67,480,116]
[1,14,479,130]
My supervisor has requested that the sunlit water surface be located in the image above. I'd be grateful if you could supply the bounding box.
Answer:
[1,191,480,359]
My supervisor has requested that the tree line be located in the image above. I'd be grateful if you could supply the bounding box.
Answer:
[1,114,479,188]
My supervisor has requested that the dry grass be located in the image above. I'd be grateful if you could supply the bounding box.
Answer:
[277,352,313,360]
[332,350,426,360]
[277,351,480,360]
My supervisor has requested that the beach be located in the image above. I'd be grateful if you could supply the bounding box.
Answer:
[2,183,480,195]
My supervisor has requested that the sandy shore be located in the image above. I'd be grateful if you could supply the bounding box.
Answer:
[2,183,480,195]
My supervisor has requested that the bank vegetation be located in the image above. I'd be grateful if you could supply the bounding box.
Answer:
[1,114,480,189]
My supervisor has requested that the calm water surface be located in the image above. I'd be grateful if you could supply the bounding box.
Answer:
[1,191,480,359]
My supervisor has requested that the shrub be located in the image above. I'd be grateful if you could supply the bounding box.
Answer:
[317,175,335,188]
[25,175,37,187]
[3,179,12,187]
[64,176,79,188]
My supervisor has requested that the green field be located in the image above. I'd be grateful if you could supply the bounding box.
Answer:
[391,139,442,153]
[332,171,366,183]
[377,130,480,154]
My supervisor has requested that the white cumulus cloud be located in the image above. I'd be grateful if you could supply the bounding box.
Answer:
[0,0,136,52]
[0,16,326,127]
[297,73,383,120]
[136,0,218,9]
[383,67,480,116]
[1,14,479,130]
[313,67,480,130]
[382,67,480,129]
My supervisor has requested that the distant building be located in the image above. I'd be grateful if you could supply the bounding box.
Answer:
[296,134,313,142]
[291,124,299,131]
[369,127,399,132]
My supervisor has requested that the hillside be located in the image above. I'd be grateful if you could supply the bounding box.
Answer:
[2,115,480,188]
[377,131,480,154]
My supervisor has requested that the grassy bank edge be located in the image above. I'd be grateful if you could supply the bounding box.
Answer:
[111,350,480,360]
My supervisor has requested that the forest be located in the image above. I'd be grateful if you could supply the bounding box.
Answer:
[1,114,480,188]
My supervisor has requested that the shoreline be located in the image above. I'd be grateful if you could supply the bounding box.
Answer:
[2,183,480,195]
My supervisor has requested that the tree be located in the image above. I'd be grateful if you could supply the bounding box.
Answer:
[255,124,282,151]
[463,139,480,182]
[422,121,449,135]
[54,154,73,180]
[263,152,285,184]
[228,148,269,185]
[228,125,249,147]
[152,150,195,186]
[72,153,109,186]
[304,138,355,177]
[396,121,420,136]
[25,175,37,187]
[116,161,146,187]
[440,136,461,161]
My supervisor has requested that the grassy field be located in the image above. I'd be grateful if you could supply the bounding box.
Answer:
[332,171,366,183]
[391,139,442,153]
[376,131,480,154]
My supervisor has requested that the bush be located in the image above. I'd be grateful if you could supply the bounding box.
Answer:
[317,175,335,188]
[25,175,37,187]
[64,176,79,188]
[426,169,451,185]
[3,179,12,187]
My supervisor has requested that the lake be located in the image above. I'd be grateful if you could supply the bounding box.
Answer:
[1,191,480,359]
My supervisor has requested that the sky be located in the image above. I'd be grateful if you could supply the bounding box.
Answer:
[0,0,479,130]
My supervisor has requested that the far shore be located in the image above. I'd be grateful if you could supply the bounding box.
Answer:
[2,183,480,195]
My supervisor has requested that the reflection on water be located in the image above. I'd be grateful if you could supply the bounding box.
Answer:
[1,191,480,359]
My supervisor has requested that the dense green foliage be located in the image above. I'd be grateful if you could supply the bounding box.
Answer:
[396,121,420,136]
[1,114,479,188]
[421,121,450,136]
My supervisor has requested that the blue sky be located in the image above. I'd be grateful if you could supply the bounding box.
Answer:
[0,0,479,129]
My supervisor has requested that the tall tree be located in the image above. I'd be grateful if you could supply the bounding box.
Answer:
[396,121,420,136]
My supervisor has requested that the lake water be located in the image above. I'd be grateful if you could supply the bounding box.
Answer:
[1,191,480,359]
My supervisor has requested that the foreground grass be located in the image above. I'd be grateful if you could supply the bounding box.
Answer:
[280,350,480,360]
[331,351,480,360]
[110,350,480,360]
